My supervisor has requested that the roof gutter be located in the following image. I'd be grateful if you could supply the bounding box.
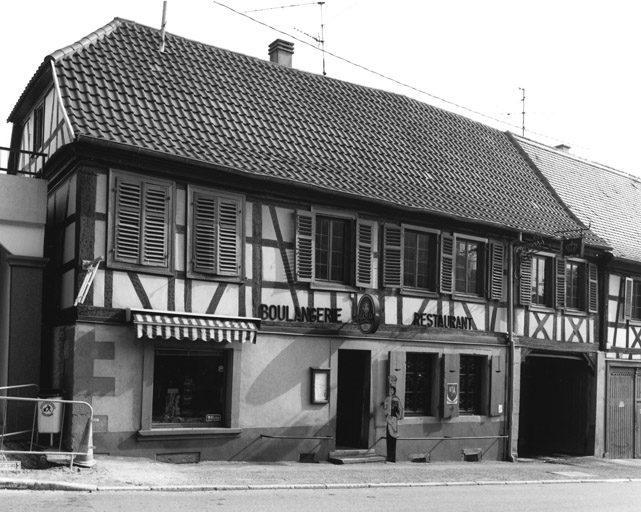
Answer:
[51,60,75,139]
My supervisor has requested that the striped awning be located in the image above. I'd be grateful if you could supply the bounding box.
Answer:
[129,310,259,344]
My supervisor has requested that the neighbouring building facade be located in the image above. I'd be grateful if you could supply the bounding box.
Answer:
[514,136,641,459]
[4,18,616,462]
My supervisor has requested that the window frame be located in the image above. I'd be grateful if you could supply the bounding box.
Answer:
[458,354,487,416]
[186,185,244,281]
[296,209,373,290]
[624,277,641,322]
[404,352,437,417]
[107,170,175,275]
[565,258,586,312]
[33,103,45,152]
[530,252,555,309]
[402,225,439,293]
[139,339,243,437]
[453,234,487,299]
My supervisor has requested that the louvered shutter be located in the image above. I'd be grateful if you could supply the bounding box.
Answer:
[295,211,314,282]
[217,197,241,276]
[440,235,454,295]
[555,257,566,310]
[356,220,374,288]
[383,224,402,288]
[587,263,598,314]
[114,177,142,264]
[489,355,504,417]
[519,254,532,306]
[624,277,634,320]
[489,243,504,301]
[142,183,170,267]
[192,192,217,273]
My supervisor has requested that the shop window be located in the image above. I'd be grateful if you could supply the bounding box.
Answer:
[459,355,484,415]
[152,349,227,427]
[404,353,436,416]
[624,278,641,321]
[108,171,174,272]
[296,211,374,288]
[188,187,242,278]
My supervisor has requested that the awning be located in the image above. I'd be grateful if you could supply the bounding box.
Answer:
[128,309,260,344]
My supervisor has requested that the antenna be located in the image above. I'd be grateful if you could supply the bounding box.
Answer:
[519,87,525,136]
[159,1,168,52]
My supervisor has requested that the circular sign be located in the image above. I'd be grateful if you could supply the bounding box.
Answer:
[356,294,381,334]
[40,402,56,417]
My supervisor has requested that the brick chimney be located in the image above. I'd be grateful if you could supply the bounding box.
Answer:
[268,39,294,67]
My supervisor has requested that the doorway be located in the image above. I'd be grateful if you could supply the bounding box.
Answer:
[336,349,371,448]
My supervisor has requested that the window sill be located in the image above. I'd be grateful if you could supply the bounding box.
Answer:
[400,288,439,299]
[563,309,588,317]
[452,294,485,304]
[528,305,556,314]
[310,281,357,293]
[137,427,242,442]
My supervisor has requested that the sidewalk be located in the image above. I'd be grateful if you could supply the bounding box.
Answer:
[2,452,641,492]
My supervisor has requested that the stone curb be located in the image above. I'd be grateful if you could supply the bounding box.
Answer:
[1,478,640,492]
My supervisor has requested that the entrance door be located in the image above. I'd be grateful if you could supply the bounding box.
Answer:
[336,350,371,448]
[607,366,641,458]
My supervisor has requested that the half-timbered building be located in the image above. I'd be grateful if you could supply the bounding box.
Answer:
[5,18,610,462]
[515,136,641,459]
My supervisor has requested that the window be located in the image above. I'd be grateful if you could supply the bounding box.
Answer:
[33,104,44,151]
[459,355,484,415]
[383,225,439,293]
[624,278,641,321]
[315,216,349,282]
[565,260,585,310]
[403,230,437,290]
[531,255,553,307]
[188,187,242,278]
[152,349,227,427]
[404,353,435,416]
[109,172,173,271]
[296,211,373,287]
[455,239,484,296]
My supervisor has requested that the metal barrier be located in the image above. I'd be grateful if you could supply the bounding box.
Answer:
[0,384,95,468]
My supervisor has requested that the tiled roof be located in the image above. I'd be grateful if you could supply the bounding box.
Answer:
[515,136,641,262]
[30,18,604,241]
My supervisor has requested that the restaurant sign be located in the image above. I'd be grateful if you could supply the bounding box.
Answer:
[412,312,473,330]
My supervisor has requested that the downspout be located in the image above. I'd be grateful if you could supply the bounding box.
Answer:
[506,235,519,462]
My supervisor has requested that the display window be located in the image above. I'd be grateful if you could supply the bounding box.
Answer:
[152,349,227,427]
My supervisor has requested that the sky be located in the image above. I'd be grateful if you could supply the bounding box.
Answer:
[1,0,640,177]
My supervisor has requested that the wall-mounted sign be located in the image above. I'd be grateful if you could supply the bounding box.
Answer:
[446,383,459,405]
[411,312,473,330]
[310,368,330,404]
[356,294,381,334]
[259,304,342,323]
[562,237,584,258]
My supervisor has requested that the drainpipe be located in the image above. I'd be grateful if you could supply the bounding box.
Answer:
[506,235,519,462]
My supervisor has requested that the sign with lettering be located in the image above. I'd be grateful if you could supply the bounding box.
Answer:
[356,294,381,334]
[412,312,473,330]
[259,304,342,323]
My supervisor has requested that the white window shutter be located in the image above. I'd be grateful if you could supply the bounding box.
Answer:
[519,254,532,306]
[624,277,634,320]
[192,192,217,273]
[555,257,566,310]
[489,242,504,301]
[587,263,598,314]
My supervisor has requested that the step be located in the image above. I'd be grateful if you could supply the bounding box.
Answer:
[328,449,386,465]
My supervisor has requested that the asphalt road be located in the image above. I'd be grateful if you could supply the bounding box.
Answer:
[3,481,641,511]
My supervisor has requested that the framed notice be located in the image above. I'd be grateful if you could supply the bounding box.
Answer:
[311,368,330,404]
